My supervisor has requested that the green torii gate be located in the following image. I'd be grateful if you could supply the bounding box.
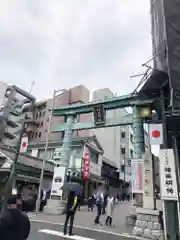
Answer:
[52,93,153,176]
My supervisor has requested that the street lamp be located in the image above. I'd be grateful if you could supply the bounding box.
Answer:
[35,88,67,213]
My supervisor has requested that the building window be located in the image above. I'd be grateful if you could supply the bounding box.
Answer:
[31,132,34,139]
[130,134,133,143]
[42,111,45,117]
[73,130,78,137]
[39,132,41,138]
[130,149,133,158]
[121,132,126,139]
[61,131,65,139]
[90,151,98,164]
[40,121,43,127]
[121,147,126,155]
[39,112,42,117]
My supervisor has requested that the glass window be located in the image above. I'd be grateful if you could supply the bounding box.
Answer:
[75,149,82,158]
[121,132,126,138]
[130,149,133,158]
[31,132,34,138]
[90,151,98,164]
[61,131,65,139]
[39,132,41,138]
[38,150,44,159]
[130,134,133,143]
[121,147,126,155]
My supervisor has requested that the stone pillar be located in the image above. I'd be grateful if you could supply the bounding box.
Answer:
[132,107,165,239]
[132,106,145,207]
[133,106,145,158]
[44,115,74,215]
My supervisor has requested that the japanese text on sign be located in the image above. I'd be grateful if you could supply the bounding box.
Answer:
[159,149,178,201]
[83,150,91,180]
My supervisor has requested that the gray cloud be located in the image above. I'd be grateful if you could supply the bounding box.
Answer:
[0,0,152,99]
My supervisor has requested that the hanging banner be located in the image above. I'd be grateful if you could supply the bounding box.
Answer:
[149,123,163,145]
[20,136,28,153]
[131,158,143,193]
[82,147,91,180]
[159,149,178,201]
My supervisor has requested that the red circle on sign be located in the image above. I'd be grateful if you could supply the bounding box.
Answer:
[22,142,27,148]
[152,130,160,138]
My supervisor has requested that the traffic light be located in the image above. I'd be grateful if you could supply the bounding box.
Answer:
[93,104,106,126]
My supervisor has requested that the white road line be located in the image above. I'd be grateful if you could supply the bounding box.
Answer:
[32,219,146,240]
[39,229,95,240]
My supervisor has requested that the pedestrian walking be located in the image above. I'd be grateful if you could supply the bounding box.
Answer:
[0,195,31,240]
[121,187,126,202]
[105,195,115,227]
[63,191,78,235]
[94,192,103,224]
[102,193,108,215]
[39,189,47,212]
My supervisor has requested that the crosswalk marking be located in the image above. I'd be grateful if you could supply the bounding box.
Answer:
[39,229,95,240]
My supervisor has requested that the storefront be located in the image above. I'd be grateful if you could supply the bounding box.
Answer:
[101,161,121,195]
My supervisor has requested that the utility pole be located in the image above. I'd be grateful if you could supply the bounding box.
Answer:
[35,88,67,213]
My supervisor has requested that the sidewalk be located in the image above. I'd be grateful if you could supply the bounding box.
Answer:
[29,201,134,235]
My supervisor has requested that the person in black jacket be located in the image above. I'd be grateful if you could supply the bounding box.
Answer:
[0,195,31,240]
[63,191,78,236]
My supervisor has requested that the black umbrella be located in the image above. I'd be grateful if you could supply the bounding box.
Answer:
[62,182,83,195]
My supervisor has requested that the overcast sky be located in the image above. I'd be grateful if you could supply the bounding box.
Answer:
[0,0,152,100]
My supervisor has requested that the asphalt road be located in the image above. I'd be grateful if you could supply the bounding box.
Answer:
[28,222,137,240]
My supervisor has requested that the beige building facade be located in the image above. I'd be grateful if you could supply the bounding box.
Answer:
[24,85,90,145]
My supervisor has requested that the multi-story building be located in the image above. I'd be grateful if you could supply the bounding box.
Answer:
[119,125,134,182]
[0,81,36,146]
[25,85,90,158]
[92,89,132,167]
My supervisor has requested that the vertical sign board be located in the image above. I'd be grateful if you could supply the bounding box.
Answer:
[131,158,143,193]
[82,147,91,180]
[93,104,106,126]
[51,166,66,198]
[159,149,178,200]
[143,150,155,209]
